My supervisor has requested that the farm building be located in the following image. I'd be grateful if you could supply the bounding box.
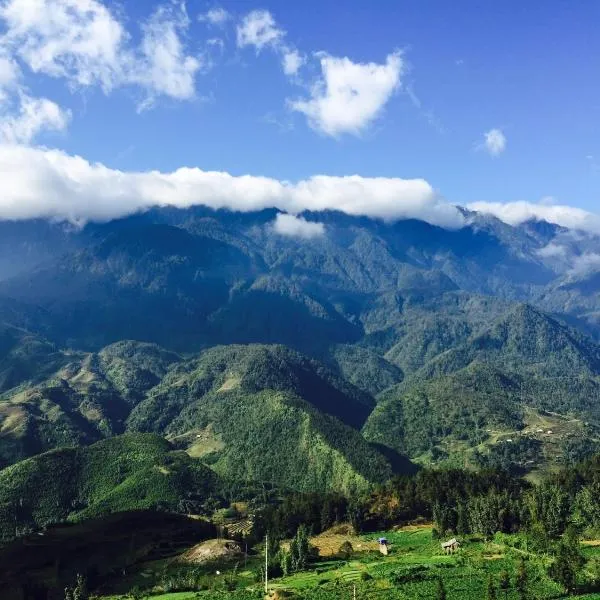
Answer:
[441,538,460,554]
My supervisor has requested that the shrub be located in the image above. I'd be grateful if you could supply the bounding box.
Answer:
[338,541,354,559]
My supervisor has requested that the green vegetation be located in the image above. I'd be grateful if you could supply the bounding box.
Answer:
[0,433,219,541]
[5,209,600,597]
[92,526,600,600]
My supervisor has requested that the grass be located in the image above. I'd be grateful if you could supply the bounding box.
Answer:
[98,525,600,600]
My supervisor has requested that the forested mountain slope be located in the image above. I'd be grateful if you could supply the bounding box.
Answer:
[1,206,600,492]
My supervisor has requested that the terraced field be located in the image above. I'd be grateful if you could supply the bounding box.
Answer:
[101,525,600,599]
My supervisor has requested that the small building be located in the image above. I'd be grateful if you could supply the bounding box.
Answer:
[441,538,460,554]
[378,537,389,556]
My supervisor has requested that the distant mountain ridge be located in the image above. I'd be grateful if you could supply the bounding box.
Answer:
[1,205,600,496]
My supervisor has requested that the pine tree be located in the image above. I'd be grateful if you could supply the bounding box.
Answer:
[72,574,88,600]
[549,528,584,595]
[289,525,311,572]
[487,575,498,600]
[516,558,528,600]
[436,577,447,600]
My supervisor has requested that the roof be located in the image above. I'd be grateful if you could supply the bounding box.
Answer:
[441,538,459,547]
[377,537,388,543]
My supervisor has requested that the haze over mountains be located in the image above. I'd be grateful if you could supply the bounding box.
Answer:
[2,204,600,525]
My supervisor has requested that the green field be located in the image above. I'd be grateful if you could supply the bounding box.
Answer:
[99,526,600,600]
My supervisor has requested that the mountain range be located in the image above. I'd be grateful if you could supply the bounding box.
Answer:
[2,205,600,530]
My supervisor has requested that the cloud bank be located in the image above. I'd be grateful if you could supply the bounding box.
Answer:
[1,145,600,238]
[468,201,600,235]
[0,144,463,227]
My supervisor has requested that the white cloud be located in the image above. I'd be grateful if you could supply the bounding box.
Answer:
[236,9,305,80]
[468,201,600,235]
[236,9,284,51]
[480,128,506,156]
[537,243,569,260]
[289,51,403,137]
[198,7,229,26]
[132,2,201,108]
[0,95,70,143]
[0,144,464,227]
[0,0,126,92]
[272,213,325,239]
[569,253,600,277]
[282,48,304,76]
[0,0,201,104]
[0,51,19,91]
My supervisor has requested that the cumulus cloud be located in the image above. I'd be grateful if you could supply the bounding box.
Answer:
[289,51,403,137]
[480,128,506,156]
[272,213,325,239]
[0,144,464,227]
[198,7,230,26]
[468,201,600,235]
[0,0,201,104]
[0,0,126,92]
[0,94,70,143]
[236,9,284,51]
[133,2,201,109]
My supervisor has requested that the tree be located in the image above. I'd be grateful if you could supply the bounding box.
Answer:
[588,556,600,587]
[574,483,600,530]
[280,550,292,576]
[289,525,311,572]
[549,527,585,595]
[456,501,470,535]
[469,493,502,540]
[487,575,498,600]
[436,577,447,600]
[498,570,510,600]
[64,574,88,600]
[515,559,528,600]
[348,498,365,534]
[550,544,577,594]
[528,484,570,539]
[338,541,353,559]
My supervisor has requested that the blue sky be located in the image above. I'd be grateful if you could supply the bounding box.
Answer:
[0,0,599,230]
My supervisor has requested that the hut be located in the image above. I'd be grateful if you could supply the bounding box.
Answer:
[377,537,389,556]
[441,538,460,554]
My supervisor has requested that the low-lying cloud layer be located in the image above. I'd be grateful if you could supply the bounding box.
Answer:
[469,201,600,235]
[0,144,462,227]
[1,144,599,237]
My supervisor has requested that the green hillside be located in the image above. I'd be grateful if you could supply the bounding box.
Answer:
[128,345,403,493]
[412,304,600,380]
[364,363,524,459]
[0,343,405,494]
[0,341,180,468]
[0,433,219,542]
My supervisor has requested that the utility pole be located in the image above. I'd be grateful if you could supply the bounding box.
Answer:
[265,534,269,595]
[353,584,356,600]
